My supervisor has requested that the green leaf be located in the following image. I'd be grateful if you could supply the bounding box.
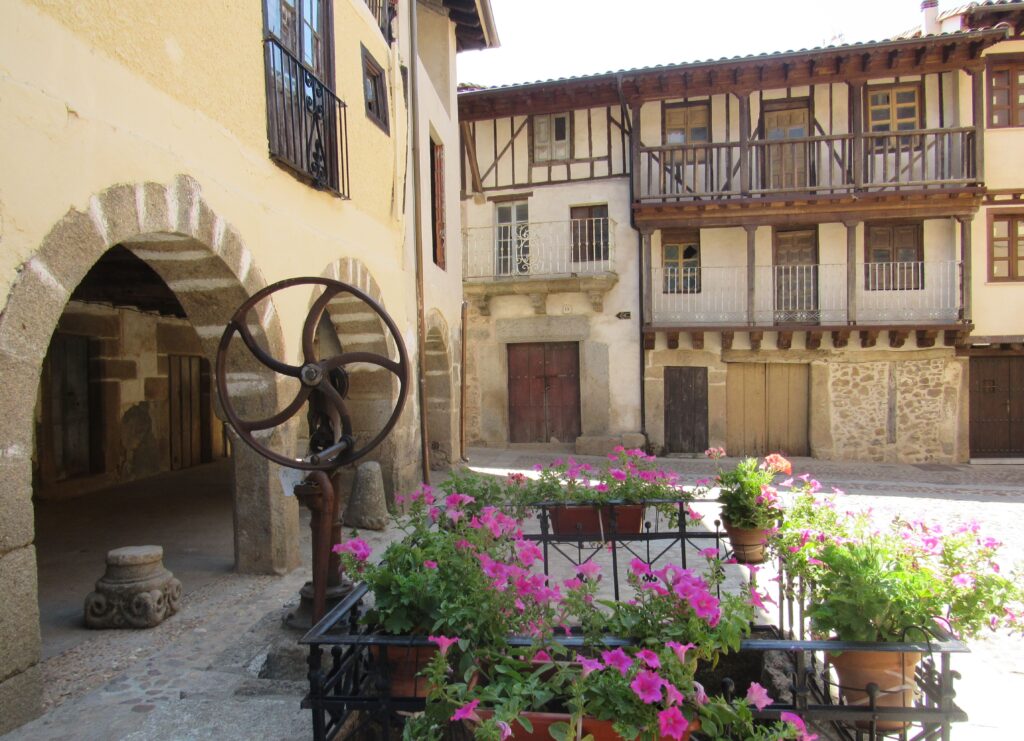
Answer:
[517,715,534,733]
[548,721,568,741]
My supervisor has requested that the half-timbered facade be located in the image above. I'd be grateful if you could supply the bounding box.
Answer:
[460,10,1021,462]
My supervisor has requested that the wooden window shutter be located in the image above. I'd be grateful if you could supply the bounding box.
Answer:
[431,140,446,269]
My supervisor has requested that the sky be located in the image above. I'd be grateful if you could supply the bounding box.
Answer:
[457,0,957,88]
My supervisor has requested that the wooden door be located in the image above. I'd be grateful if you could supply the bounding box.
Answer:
[664,367,708,453]
[169,355,207,470]
[46,333,93,479]
[970,357,1024,457]
[765,107,809,190]
[507,342,581,444]
[774,229,819,324]
[727,363,808,457]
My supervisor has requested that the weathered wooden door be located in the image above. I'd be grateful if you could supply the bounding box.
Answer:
[664,367,708,453]
[169,355,207,470]
[507,342,581,444]
[765,107,809,190]
[727,363,808,457]
[46,333,93,479]
[970,357,1024,457]
[774,229,819,324]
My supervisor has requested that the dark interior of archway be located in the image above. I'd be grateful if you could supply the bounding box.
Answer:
[71,245,186,317]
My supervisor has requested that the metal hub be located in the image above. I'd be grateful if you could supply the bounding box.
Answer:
[300,363,324,386]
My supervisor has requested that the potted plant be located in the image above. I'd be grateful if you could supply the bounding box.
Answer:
[516,448,690,538]
[704,449,790,563]
[776,483,1024,729]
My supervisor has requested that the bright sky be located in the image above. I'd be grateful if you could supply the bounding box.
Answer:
[457,0,959,88]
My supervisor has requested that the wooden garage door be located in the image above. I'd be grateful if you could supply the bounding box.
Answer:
[726,363,809,457]
[169,355,212,470]
[508,342,581,444]
[970,357,1024,457]
[664,366,708,454]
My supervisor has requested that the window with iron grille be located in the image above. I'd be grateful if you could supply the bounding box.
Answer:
[864,223,924,291]
[989,213,1024,281]
[362,45,389,134]
[988,57,1024,128]
[570,205,609,262]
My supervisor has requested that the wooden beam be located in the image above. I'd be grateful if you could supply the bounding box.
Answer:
[959,216,973,323]
[889,329,909,348]
[807,331,822,350]
[667,331,679,350]
[642,230,653,326]
[971,67,985,185]
[744,225,757,324]
[644,332,656,351]
[860,329,879,348]
[721,331,734,350]
[845,221,858,323]
[832,329,850,348]
[690,331,704,350]
[777,331,793,350]
[916,329,938,348]
[749,331,763,350]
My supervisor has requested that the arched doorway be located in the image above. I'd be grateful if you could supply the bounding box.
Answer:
[424,312,455,470]
[0,176,300,714]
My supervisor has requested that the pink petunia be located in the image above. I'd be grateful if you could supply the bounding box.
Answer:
[428,635,459,656]
[332,538,371,562]
[601,648,633,676]
[630,558,652,577]
[630,670,664,703]
[636,649,661,669]
[780,712,818,741]
[658,706,689,740]
[700,547,719,559]
[577,655,603,677]
[496,721,512,740]
[666,641,695,664]
[693,681,708,705]
[451,699,480,722]
[576,561,602,579]
[746,682,773,710]
[533,649,552,663]
[952,573,976,589]
[664,682,684,705]
[609,468,627,481]
[423,560,438,570]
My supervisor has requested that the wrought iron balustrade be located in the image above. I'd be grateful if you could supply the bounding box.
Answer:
[463,217,616,280]
[651,261,962,326]
[263,37,350,198]
[363,0,394,42]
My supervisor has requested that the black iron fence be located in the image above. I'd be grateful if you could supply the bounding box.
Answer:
[300,501,968,740]
[263,37,350,198]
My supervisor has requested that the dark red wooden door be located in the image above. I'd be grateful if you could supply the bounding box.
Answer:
[664,366,708,454]
[970,357,1024,457]
[508,342,581,444]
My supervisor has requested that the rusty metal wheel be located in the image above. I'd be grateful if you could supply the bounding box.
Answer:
[215,277,409,471]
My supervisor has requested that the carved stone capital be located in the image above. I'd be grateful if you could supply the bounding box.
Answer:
[84,546,182,629]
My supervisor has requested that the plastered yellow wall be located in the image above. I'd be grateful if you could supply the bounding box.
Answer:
[2,0,419,358]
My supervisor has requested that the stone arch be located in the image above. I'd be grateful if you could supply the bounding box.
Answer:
[424,310,455,470]
[318,258,417,501]
[0,175,298,576]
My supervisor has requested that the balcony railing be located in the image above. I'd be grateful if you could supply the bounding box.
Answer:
[263,37,350,198]
[464,217,616,280]
[638,128,976,202]
[363,0,394,42]
[651,261,961,326]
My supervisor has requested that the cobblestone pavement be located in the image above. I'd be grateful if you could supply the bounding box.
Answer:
[4,449,1021,740]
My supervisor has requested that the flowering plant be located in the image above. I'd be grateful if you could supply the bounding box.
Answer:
[776,484,1024,643]
[708,450,791,530]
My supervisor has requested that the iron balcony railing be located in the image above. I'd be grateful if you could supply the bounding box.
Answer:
[463,217,616,280]
[363,0,395,42]
[651,260,961,325]
[263,37,350,198]
[638,128,976,202]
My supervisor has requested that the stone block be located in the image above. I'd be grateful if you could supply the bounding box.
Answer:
[345,461,389,530]
[0,351,39,456]
[0,459,33,556]
[92,337,123,357]
[92,358,138,380]
[0,663,42,734]
[85,546,181,628]
[172,175,202,236]
[0,546,41,682]
[57,310,120,338]
[140,182,172,234]
[620,433,647,451]
[144,376,169,400]
[97,183,141,246]
[34,208,107,293]
[0,263,71,366]
[574,435,620,457]
[156,323,202,354]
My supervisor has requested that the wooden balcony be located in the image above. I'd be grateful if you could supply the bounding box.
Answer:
[635,128,978,225]
[463,218,618,315]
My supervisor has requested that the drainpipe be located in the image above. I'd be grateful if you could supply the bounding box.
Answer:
[410,0,431,484]
[618,73,646,439]
[460,299,469,461]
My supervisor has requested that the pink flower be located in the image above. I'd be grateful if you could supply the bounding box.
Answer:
[428,506,441,522]
[515,539,543,567]
[664,682,684,705]
[746,682,773,710]
[658,706,689,739]
[610,468,627,481]
[333,538,371,562]
[780,712,818,740]
[693,681,708,705]
[577,655,603,677]
[563,577,583,590]
[576,561,601,579]
[428,635,459,656]
[533,650,552,663]
[451,699,480,722]
[496,721,512,740]
[700,547,719,559]
[601,648,633,676]
[630,670,664,703]
[666,642,695,664]
[423,560,438,570]
[952,573,975,589]
[630,558,652,577]
[636,649,661,669]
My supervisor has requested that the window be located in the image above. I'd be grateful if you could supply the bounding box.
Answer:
[496,201,529,275]
[664,103,710,163]
[532,113,571,163]
[866,84,922,149]
[989,213,1024,281]
[430,140,445,269]
[864,223,924,290]
[362,45,388,133]
[266,0,327,75]
[988,57,1024,128]
[570,205,609,262]
[662,231,701,294]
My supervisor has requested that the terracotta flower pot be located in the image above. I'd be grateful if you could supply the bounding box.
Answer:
[721,519,769,563]
[369,643,436,698]
[548,503,646,538]
[828,650,922,731]
[476,710,699,740]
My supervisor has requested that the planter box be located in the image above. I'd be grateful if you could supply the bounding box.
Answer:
[547,503,646,538]
[476,710,698,740]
